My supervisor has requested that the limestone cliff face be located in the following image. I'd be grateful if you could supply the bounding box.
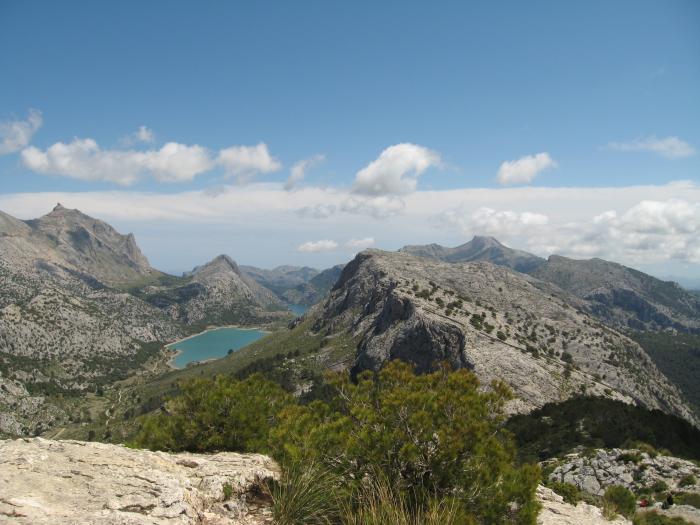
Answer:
[0,438,278,524]
[314,250,697,424]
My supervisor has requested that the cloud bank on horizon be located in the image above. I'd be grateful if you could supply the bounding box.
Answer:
[1,109,699,276]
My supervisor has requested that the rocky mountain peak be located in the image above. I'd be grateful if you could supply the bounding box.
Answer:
[400,236,545,273]
[19,206,154,285]
[194,254,241,275]
[470,235,502,247]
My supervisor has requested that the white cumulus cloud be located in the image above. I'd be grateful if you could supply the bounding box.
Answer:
[0,109,42,155]
[345,237,375,249]
[608,136,696,159]
[353,143,441,195]
[217,143,282,183]
[496,152,557,185]
[21,138,213,185]
[297,239,339,252]
[21,135,287,186]
[285,154,325,191]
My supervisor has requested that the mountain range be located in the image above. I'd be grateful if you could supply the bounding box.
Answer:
[1,205,699,439]
[0,205,334,435]
[249,249,696,423]
[401,236,700,333]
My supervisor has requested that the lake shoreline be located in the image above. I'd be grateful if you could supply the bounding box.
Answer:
[166,325,271,369]
[166,324,271,348]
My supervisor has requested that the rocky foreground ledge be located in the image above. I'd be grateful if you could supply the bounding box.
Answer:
[0,438,651,525]
[0,438,277,524]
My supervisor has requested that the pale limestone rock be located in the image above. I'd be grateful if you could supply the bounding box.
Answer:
[0,438,278,524]
[550,448,700,496]
[536,485,631,525]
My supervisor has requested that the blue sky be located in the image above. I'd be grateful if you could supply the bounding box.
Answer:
[1,1,699,280]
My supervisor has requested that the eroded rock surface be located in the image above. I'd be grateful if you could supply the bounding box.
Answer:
[0,438,278,524]
[549,448,700,496]
[536,485,630,525]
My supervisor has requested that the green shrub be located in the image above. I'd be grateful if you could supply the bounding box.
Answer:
[271,361,541,524]
[676,492,700,509]
[632,442,659,458]
[132,373,293,452]
[603,485,637,518]
[618,451,643,464]
[650,480,669,493]
[496,331,507,341]
[548,481,582,505]
[469,314,483,330]
[678,474,696,487]
[222,482,233,500]
[633,510,694,525]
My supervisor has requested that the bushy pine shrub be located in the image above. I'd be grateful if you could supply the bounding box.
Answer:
[678,474,696,487]
[271,361,541,524]
[603,485,636,518]
[548,481,582,505]
[133,373,292,452]
[135,361,541,523]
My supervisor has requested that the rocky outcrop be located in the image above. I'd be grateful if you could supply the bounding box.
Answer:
[314,250,697,423]
[549,448,700,496]
[0,438,278,524]
[536,485,630,525]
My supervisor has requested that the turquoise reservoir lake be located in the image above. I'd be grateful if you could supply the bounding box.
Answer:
[169,327,267,368]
